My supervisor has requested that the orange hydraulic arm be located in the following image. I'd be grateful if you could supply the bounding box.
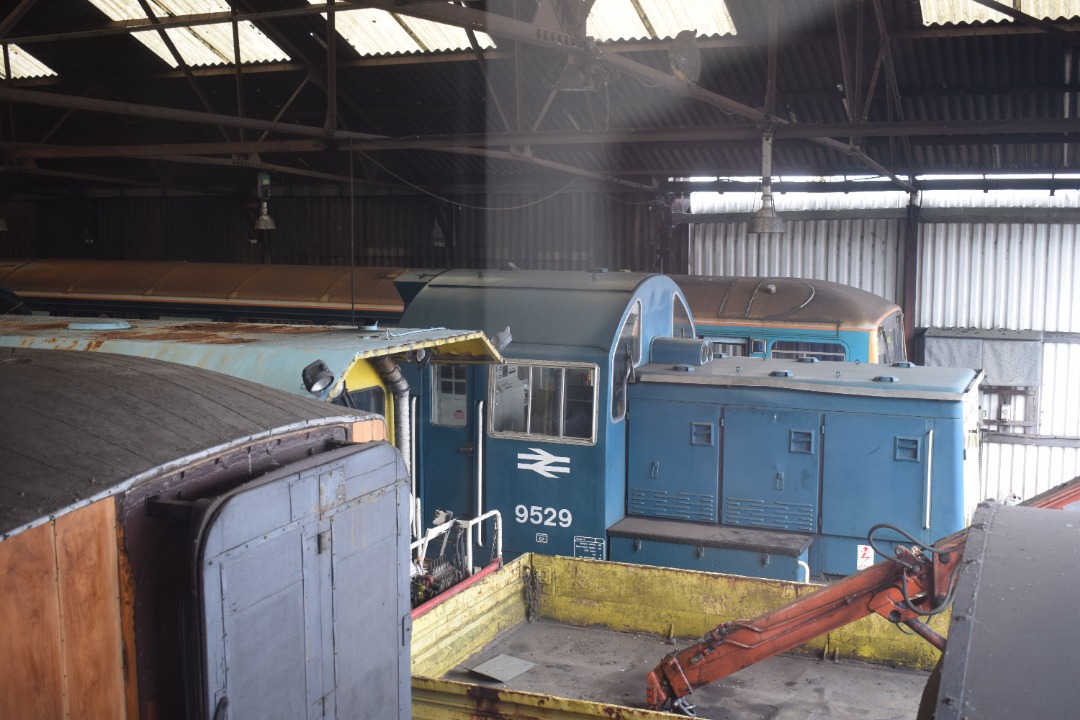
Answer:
[645,527,966,716]
[1021,476,1080,510]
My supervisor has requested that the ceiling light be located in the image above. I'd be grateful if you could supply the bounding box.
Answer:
[254,201,276,231]
[749,132,785,236]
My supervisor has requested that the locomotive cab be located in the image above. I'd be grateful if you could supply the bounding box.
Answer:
[400,269,694,562]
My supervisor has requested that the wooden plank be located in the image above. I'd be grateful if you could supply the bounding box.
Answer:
[351,417,387,443]
[55,501,126,719]
[116,512,140,720]
[411,558,528,678]
[0,523,65,719]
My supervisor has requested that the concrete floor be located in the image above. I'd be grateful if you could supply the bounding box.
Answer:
[445,619,931,719]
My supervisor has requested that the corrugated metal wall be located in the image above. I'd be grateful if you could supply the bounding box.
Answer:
[690,210,1080,503]
[1042,342,1080,437]
[689,217,903,303]
[917,221,1080,330]
[918,219,1080,500]
[982,443,1080,502]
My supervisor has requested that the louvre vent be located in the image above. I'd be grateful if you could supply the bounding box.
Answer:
[724,497,815,532]
[630,488,716,522]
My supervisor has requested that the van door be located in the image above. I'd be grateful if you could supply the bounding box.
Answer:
[195,442,410,720]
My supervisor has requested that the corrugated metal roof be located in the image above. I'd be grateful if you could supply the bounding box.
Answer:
[3,0,1079,197]
[321,5,494,56]
[921,0,1080,26]
[88,0,289,67]
[588,0,736,42]
[0,44,57,79]
[324,0,728,56]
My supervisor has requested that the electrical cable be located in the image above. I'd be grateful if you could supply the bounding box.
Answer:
[866,523,962,617]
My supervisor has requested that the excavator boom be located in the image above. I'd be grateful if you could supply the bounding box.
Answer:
[645,529,965,714]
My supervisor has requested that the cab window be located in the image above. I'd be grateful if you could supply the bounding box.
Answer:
[332,385,386,415]
[611,301,642,421]
[432,363,468,427]
[490,362,597,443]
[672,295,693,338]
[878,311,907,363]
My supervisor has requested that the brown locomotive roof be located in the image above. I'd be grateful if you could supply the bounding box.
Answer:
[672,275,900,329]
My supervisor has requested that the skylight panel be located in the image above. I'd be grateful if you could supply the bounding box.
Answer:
[0,44,58,79]
[88,0,289,67]
[588,0,736,42]
[313,4,494,56]
[921,0,1080,25]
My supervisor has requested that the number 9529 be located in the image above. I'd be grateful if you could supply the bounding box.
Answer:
[514,504,572,528]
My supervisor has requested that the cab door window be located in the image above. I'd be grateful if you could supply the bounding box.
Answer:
[490,362,597,444]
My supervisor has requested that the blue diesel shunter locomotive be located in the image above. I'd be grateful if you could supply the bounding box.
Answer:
[614,356,982,579]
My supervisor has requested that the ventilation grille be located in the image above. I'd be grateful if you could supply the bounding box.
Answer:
[630,488,716,522]
[725,497,815,532]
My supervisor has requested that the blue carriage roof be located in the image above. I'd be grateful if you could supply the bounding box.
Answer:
[0,316,501,399]
[400,270,679,354]
[637,356,981,399]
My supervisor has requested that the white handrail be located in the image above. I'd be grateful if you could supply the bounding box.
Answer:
[476,400,485,546]
[410,509,503,577]
[411,395,419,540]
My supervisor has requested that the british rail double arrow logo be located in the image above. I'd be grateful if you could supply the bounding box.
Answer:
[517,448,571,478]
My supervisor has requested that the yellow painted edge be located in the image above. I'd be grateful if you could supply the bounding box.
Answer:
[412,676,672,720]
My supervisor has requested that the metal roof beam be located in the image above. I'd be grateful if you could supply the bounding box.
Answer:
[0,87,654,192]
[2,139,330,159]
[9,116,1074,158]
[966,0,1080,49]
[0,0,39,40]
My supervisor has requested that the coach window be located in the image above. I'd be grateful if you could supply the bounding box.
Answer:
[771,340,846,362]
[711,338,748,358]
[490,362,597,443]
[672,295,693,338]
[432,364,468,427]
[611,301,642,421]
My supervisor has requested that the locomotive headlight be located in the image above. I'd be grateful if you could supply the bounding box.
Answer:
[302,359,335,395]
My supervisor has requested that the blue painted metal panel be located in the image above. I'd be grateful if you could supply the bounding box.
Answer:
[627,399,720,522]
[820,413,933,542]
[626,356,980,580]
[721,407,821,533]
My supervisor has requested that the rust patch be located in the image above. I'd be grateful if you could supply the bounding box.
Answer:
[172,322,330,335]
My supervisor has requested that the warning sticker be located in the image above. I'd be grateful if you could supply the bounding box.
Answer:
[856,544,875,570]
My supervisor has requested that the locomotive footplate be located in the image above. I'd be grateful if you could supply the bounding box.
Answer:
[608,516,811,581]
